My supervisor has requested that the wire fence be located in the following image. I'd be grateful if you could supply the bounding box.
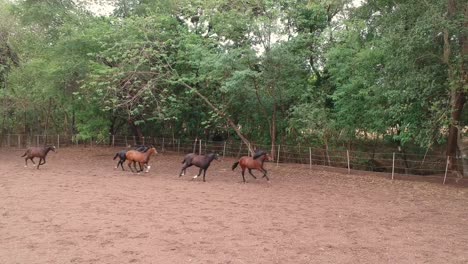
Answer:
[1,133,464,183]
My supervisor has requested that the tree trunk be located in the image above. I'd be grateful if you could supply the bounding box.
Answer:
[270,104,277,160]
[128,119,143,145]
[324,137,331,166]
[445,0,467,170]
[181,82,254,154]
[108,115,124,146]
[43,98,53,142]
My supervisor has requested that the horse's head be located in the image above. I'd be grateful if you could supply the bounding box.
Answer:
[264,153,272,161]
[207,153,219,161]
[48,145,56,152]
[148,146,158,155]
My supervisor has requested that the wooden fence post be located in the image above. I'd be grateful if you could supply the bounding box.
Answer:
[57,135,60,149]
[18,134,21,148]
[276,145,281,167]
[162,138,165,152]
[347,150,350,174]
[309,147,312,169]
[223,141,227,159]
[193,138,197,153]
[112,135,115,147]
[443,156,450,185]
[392,152,395,180]
[199,139,202,155]
[177,139,180,153]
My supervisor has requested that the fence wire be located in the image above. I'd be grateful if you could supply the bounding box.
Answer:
[0,134,461,177]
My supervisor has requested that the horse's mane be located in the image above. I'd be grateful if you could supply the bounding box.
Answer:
[253,150,267,159]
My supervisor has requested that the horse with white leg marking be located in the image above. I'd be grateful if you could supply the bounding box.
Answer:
[21,145,56,169]
[113,145,150,171]
[126,146,157,173]
[179,153,219,182]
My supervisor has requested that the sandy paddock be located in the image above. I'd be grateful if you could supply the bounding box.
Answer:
[0,147,467,264]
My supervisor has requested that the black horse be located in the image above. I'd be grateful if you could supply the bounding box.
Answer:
[179,153,219,182]
[113,145,150,171]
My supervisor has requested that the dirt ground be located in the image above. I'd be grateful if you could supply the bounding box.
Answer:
[0,147,467,264]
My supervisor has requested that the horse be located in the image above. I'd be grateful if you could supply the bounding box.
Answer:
[113,145,150,171]
[126,146,158,173]
[232,150,271,183]
[179,153,219,182]
[21,145,56,169]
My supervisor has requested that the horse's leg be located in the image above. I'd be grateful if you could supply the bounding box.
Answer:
[241,168,246,183]
[127,161,134,172]
[202,169,207,182]
[261,168,270,182]
[144,163,151,173]
[193,168,203,179]
[39,158,46,165]
[119,160,125,171]
[133,161,139,173]
[30,157,36,165]
[24,157,28,167]
[37,158,42,169]
[248,169,257,179]
[179,163,188,177]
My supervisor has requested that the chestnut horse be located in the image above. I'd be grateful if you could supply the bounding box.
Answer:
[232,150,271,183]
[179,153,219,182]
[21,145,56,169]
[126,146,157,173]
[113,145,149,171]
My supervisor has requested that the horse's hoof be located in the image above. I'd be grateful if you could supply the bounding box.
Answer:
[193,175,198,179]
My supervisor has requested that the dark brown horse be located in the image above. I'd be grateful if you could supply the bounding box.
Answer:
[179,153,219,182]
[21,145,56,169]
[232,150,271,183]
[126,147,157,173]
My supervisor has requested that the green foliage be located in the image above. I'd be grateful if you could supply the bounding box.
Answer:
[0,0,465,155]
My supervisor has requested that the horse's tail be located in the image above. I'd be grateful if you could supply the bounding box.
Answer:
[232,161,240,171]
[113,153,119,160]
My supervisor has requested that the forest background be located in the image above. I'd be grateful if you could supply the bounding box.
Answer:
[0,0,467,171]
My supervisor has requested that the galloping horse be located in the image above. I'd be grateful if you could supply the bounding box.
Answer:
[179,153,219,182]
[232,150,271,183]
[113,145,149,171]
[21,145,56,169]
[126,146,158,173]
